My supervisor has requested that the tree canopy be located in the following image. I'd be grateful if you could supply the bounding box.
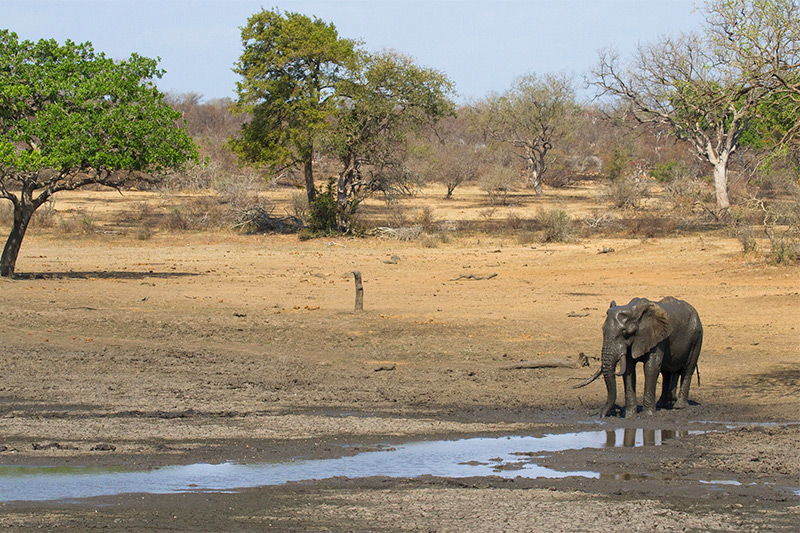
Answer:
[231,9,455,233]
[230,8,357,203]
[326,50,455,231]
[476,73,577,196]
[0,30,197,277]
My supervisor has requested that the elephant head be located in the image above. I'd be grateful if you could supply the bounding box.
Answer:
[574,298,673,416]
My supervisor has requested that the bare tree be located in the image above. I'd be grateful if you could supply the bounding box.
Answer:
[592,33,768,211]
[476,73,578,195]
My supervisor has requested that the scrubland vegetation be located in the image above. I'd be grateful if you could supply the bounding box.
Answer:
[2,1,799,276]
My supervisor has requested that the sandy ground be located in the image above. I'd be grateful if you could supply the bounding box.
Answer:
[0,186,798,530]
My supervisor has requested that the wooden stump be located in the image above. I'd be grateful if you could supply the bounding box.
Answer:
[352,270,364,311]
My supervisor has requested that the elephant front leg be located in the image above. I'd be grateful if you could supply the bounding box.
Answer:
[641,354,662,416]
[622,363,638,418]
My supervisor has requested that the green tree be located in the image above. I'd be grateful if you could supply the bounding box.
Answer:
[326,50,454,231]
[0,31,196,277]
[477,73,578,195]
[231,8,356,204]
[706,0,800,153]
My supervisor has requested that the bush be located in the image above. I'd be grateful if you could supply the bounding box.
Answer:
[307,179,341,235]
[607,177,649,209]
[480,167,517,205]
[538,208,573,242]
[651,161,688,183]
[603,148,629,181]
[415,206,437,232]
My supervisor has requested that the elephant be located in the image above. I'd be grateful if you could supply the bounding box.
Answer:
[574,296,703,417]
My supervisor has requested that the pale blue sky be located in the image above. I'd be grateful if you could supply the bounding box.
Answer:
[3,0,704,102]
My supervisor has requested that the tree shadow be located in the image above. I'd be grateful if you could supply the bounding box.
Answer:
[11,271,201,280]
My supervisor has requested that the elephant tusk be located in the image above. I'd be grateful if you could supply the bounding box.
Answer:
[616,355,627,376]
[572,366,602,388]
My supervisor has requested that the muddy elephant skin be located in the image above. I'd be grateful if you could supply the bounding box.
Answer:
[575,297,703,417]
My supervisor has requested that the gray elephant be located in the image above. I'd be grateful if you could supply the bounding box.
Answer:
[574,297,703,417]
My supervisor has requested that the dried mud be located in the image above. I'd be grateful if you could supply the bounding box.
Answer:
[0,190,798,530]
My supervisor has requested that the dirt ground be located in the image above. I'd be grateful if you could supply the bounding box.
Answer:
[0,185,798,531]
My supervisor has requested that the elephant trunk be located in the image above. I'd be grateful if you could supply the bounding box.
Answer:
[599,346,619,417]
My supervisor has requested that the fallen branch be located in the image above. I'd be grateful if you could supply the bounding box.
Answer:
[502,358,578,370]
[449,273,498,281]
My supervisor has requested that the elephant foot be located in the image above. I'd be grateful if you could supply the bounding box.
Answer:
[641,407,655,417]
[623,406,638,418]
[673,399,688,410]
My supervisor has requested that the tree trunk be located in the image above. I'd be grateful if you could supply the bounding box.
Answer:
[712,155,731,211]
[304,156,316,205]
[526,151,544,196]
[1,205,33,278]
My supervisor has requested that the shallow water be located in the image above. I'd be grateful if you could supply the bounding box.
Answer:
[0,428,693,503]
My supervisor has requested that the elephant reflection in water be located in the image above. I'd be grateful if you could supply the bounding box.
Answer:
[604,428,689,447]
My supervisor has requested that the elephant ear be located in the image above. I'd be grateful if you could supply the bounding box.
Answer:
[631,303,673,359]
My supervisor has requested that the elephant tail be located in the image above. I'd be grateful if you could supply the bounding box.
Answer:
[572,366,602,388]
[696,364,700,386]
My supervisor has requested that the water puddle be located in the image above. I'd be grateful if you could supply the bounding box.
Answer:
[0,428,699,503]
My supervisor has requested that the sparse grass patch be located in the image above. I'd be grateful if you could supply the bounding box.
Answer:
[622,215,677,239]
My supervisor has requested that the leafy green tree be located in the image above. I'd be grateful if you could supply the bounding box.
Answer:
[706,0,800,153]
[326,50,454,231]
[0,31,196,277]
[231,8,356,204]
[477,73,578,196]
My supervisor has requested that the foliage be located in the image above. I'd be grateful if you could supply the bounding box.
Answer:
[230,8,356,203]
[306,179,343,235]
[705,0,800,147]
[603,148,630,181]
[651,161,689,183]
[0,30,196,276]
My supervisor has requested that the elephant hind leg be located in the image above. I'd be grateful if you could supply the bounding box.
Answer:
[657,372,678,408]
[674,337,703,410]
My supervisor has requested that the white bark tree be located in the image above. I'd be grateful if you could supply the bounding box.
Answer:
[592,33,768,211]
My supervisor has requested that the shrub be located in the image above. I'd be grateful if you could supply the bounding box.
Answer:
[415,206,436,232]
[607,177,649,209]
[651,161,688,183]
[307,179,340,235]
[734,226,759,255]
[290,191,309,222]
[480,167,517,205]
[603,148,629,181]
[538,208,573,242]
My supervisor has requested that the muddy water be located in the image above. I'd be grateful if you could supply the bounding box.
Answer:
[0,428,694,503]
